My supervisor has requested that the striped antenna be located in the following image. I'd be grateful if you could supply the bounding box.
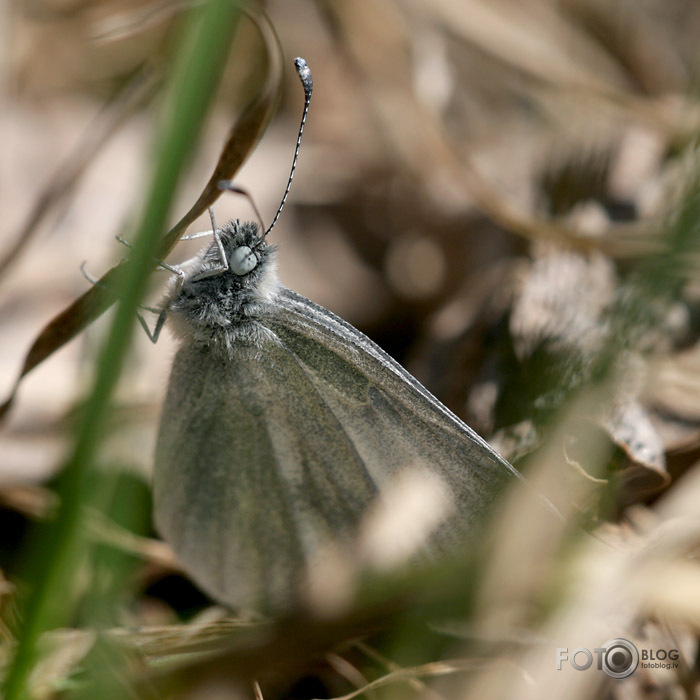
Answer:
[263,57,313,238]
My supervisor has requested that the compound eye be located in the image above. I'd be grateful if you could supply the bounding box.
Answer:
[230,246,257,275]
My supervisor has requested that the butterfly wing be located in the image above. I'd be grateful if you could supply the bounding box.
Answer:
[154,335,380,611]
[154,287,524,612]
[266,288,524,521]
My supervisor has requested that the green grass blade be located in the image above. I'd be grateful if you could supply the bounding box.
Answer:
[3,2,242,698]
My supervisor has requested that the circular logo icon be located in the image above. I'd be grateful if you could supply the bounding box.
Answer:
[600,638,639,679]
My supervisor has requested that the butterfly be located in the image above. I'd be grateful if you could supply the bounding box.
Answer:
[150,58,527,613]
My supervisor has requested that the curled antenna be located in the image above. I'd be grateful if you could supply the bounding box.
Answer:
[264,57,313,238]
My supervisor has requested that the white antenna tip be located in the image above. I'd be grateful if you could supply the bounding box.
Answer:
[294,57,313,95]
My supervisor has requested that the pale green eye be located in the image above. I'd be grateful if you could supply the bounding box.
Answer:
[231,246,257,275]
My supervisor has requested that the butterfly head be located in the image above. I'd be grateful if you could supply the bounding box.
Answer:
[217,219,270,277]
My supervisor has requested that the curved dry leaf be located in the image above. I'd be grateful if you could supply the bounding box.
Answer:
[604,401,670,507]
[158,3,284,254]
[0,6,284,421]
[0,265,126,420]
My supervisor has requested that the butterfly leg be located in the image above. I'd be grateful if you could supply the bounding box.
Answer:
[116,234,185,283]
[80,259,173,343]
[180,229,215,241]
[189,207,230,282]
[80,261,106,289]
[138,306,169,344]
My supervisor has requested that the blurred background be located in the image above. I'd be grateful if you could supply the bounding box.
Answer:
[1,0,700,698]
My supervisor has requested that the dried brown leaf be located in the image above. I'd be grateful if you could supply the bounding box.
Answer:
[604,401,670,508]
